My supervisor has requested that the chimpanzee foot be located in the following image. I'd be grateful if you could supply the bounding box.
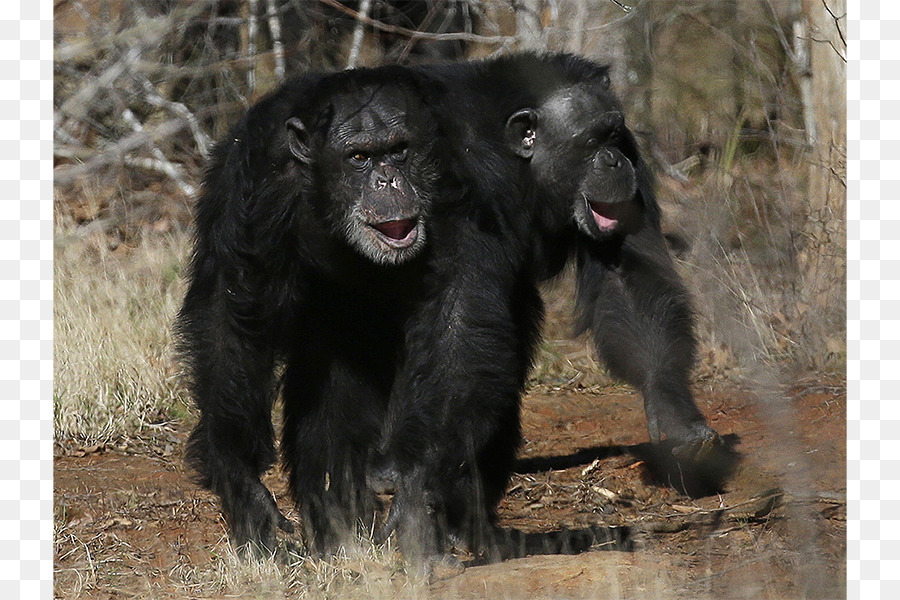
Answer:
[671,425,723,463]
[378,496,462,582]
[662,425,737,496]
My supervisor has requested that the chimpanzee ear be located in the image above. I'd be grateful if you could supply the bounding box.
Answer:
[598,67,611,90]
[505,108,537,159]
[285,117,312,164]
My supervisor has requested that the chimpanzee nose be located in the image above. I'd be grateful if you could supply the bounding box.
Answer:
[598,148,621,169]
[374,172,399,191]
[374,166,402,190]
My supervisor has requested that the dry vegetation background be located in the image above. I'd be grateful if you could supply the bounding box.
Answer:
[53,1,846,598]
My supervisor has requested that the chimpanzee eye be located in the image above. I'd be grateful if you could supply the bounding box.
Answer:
[586,137,599,149]
[390,145,408,163]
[348,152,369,166]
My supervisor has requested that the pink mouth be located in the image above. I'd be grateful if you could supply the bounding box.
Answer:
[589,201,622,232]
[371,219,418,247]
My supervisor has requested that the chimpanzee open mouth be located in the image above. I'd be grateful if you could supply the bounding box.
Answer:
[588,200,626,233]
[369,218,420,248]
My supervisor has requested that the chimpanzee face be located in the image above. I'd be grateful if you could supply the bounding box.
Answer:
[286,85,437,265]
[506,84,641,240]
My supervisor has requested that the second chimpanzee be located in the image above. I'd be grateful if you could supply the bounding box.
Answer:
[506,65,718,454]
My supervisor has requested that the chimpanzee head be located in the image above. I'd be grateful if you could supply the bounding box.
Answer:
[505,79,643,240]
[285,78,438,266]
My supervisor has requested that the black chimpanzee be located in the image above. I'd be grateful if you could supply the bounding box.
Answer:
[506,67,718,454]
[369,53,724,561]
[176,66,444,555]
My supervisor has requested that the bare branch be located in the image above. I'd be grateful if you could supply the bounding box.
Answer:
[54,1,215,63]
[346,0,372,69]
[137,77,213,158]
[247,0,259,92]
[568,0,588,52]
[58,46,142,122]
[791,19,815,146]
[822,0,846,49]
[121,109,196,197]
[804,33,846,63]
[54,113,83,148]
[515,0,544,51]
[397,0,442,63]
[608,0,633,12]
[319,0,514,45]
[122,156,196,197]
[54,118,193,186]
[266,0,286,81]
[53,145,95,162]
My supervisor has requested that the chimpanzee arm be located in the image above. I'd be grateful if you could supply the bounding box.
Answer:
[175,122,298,555]
[177,260,294,555]
[371,233,543,557]
[575,224,717,452]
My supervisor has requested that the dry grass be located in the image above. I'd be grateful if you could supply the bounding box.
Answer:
[175,538,425,600]
[55,513,423,600]
[656,140,845,374]
[54,212,192,443]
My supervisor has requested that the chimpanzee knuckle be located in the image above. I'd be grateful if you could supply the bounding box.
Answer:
[366,459,400,494]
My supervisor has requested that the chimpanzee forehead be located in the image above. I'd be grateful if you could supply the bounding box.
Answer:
[541,85,618,132]
[329,88,416,140]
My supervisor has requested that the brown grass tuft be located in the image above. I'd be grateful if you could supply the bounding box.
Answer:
[54,212,192,443]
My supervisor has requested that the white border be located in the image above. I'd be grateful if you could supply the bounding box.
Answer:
[10,0,53,598]
[38,1,862,599]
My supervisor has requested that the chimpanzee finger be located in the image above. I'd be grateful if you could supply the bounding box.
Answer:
[376,495,402,544]
[276,511,295,533]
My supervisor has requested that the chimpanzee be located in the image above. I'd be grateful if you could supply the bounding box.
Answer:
[506,68,718,453]
[175,66,444,555]
[368,53,723,561]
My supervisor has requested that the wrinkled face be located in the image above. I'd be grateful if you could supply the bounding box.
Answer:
[507,85,640,239]
[287,85,437,265]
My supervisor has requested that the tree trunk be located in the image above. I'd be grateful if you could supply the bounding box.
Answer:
[797,0,846,361]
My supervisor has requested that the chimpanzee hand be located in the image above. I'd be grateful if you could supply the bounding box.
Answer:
[221,476,294,558]
[367,455,458,577]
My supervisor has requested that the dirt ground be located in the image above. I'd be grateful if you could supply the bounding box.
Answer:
[54,377,846,600]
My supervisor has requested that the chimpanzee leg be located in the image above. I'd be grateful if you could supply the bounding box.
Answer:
[371,260,543,560]
[280,352,386,554]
